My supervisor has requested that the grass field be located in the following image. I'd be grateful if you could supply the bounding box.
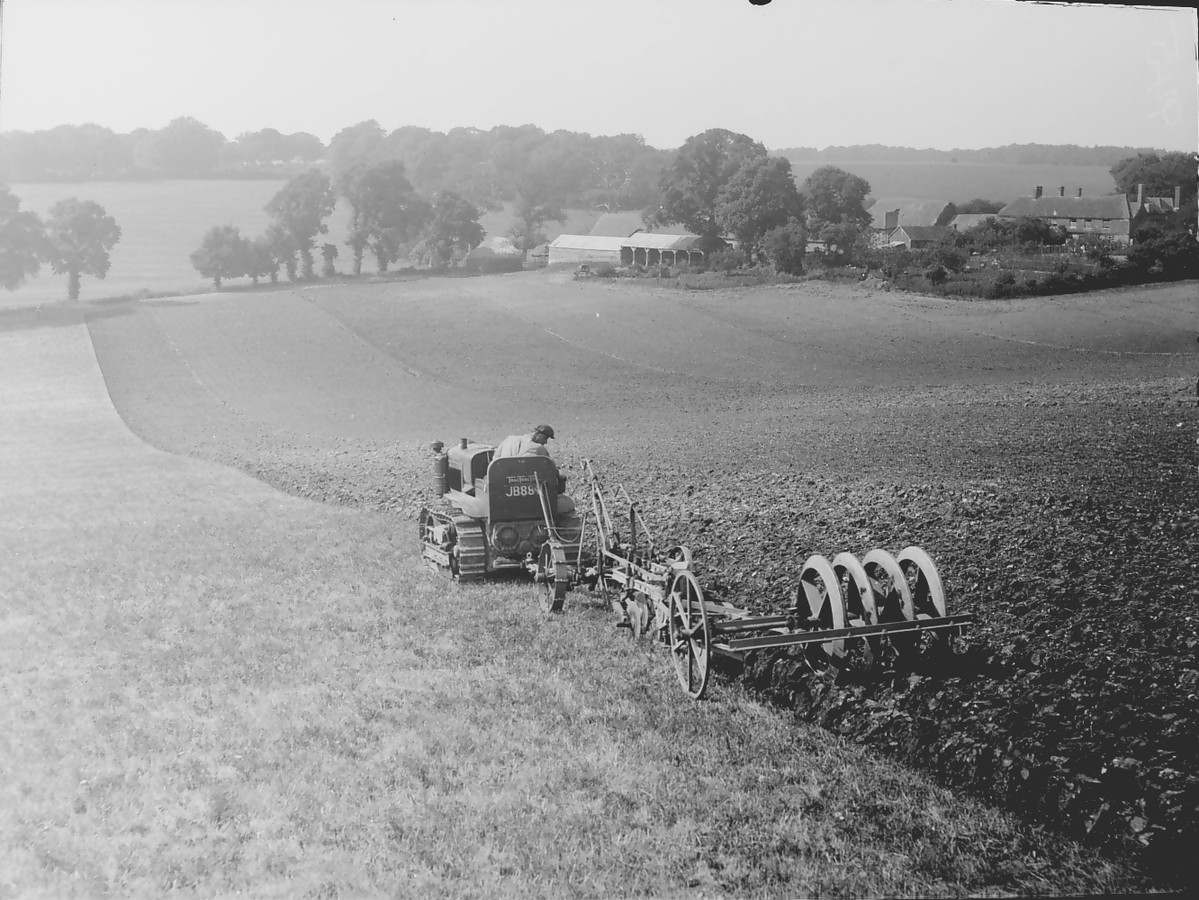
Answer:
[3,162,1121,309]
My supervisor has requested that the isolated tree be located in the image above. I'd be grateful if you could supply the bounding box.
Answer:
[656,128,768,249]
[423,191,484,267]
[0,185,48,290]
[265,170,335,279]
[716,156,805,259]
[802,166,873,236]
[44,198,122,301]
[761,219,808,275]
[190,225,248,288]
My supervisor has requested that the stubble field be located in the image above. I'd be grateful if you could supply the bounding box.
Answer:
[2,269,1196,896]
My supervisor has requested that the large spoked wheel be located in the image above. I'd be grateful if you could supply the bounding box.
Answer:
[897,546,950,664]
[667,570,710,700]
[798,555,847,673]
[537,544,565,614]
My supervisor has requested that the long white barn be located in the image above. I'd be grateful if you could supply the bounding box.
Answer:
[548,232,713,267]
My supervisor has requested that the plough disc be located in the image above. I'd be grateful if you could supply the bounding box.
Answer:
[798,555,846,671]
[897,546,950,660]
[668,569,710,700]
[832,551,878,674]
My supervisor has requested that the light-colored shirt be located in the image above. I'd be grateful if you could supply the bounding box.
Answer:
[494,433,551,459]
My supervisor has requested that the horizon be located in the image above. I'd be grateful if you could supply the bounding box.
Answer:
[0,0,1195,154]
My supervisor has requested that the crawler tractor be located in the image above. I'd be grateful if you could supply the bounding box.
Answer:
[419,438,585,586]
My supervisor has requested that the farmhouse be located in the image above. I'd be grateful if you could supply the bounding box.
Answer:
[998,185,1132,244]
[548,232,712,267]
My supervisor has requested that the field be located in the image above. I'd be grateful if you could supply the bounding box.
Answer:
[2,268,1195,896]
[3,162,1120,308]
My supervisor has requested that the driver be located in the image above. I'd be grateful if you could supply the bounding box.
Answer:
[495,424,555,459]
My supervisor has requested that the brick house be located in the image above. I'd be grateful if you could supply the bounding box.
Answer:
[998,185,1132,245]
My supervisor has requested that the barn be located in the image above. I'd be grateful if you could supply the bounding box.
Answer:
[547,233,714,267]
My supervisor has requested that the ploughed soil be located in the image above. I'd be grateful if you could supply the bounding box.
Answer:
[44,269,1197,885]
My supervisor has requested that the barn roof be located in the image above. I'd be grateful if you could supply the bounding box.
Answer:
[548,233,708,253]
[549,235,625,251]
[624,233,706,251]
[590,211,695,237]
[868,197,953,229]
[999,194,1130,220]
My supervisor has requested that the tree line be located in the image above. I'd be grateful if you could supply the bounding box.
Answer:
[777,142,1172,166]
[189,168,487,288]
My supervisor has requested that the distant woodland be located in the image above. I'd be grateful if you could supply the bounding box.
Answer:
[0,118,1170,210]
[774,143,1167,165]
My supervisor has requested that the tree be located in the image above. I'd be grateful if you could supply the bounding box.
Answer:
[801,166,873,236]
[44,198,121,301]
[655,128,769,249]
[265,170,335,279]
[321,243,339,278]
[142,117,226,176]
[327,120,391,187]
[761,219,808,275]
[955,198,1006,215]
[338,160,428,274]
[245,236,277,285]
[0,186,48,290]
[423,191,484,267]
[264,224,298,282]
[716,156,805,259]
[1111,151,1198,206]
[190,225,248,288]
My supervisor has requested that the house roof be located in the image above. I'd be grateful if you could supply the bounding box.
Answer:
[947,214,997,231]
[868,197,953,229]
[1138,197,1177,214]
[894,225,952,243]
[467,236,522,258]
[999,195,1130,220]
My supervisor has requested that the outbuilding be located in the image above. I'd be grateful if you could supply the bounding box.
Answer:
[548,233,714,267]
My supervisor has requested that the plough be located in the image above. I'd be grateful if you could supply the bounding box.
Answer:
[531,461,974,700]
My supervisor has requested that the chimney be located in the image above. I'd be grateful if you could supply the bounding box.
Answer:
[1137,184,1144,206]
[1059,186,1065,197]
[1077,188,1083,198]
[1034,185,1043,199]
[1174,185,1181,209]
[884,209,899,231]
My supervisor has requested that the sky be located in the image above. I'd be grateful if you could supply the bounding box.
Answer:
[0,0,1195,152]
